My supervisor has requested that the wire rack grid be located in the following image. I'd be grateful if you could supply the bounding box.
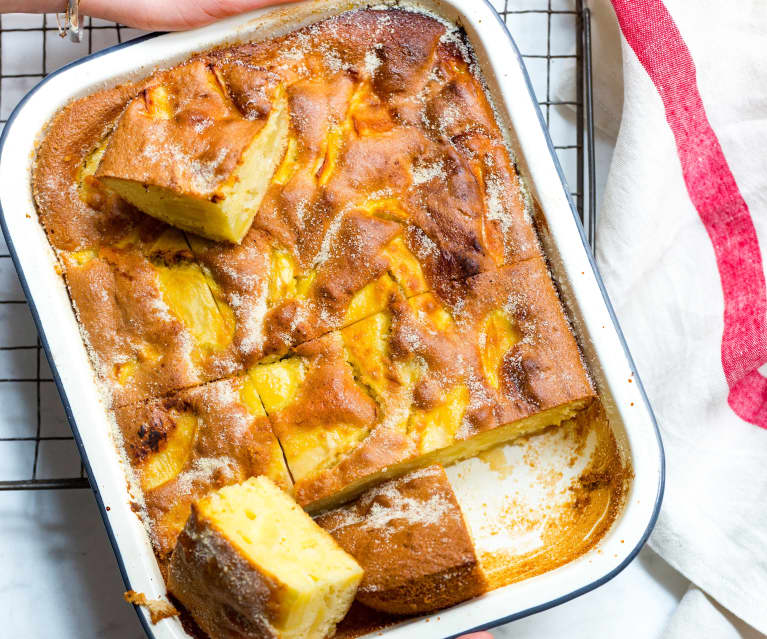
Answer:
[0,1,595,491]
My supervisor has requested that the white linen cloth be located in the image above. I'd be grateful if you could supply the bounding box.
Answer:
[583,0,767,636]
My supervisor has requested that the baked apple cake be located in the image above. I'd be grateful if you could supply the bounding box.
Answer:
[32,6,600,638]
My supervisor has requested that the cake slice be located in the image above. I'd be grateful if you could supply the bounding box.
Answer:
[316,465,487,614]
[95,60,289,243]
[115,376,292,558]
[254,256,594,511]
[168,476,363,639]
[61,229,239,406]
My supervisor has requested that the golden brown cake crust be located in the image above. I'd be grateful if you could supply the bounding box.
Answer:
[186,226,274,367]
[192,210,407,367]
[115,377,291,559]
[34,7,545,405]
[28,9,603,628]
[179,7,542,360]
[61,231,248,407]
[316,465,487,615]
[441,257,595,423]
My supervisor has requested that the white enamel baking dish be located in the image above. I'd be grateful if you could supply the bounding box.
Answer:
[0,1,664,637]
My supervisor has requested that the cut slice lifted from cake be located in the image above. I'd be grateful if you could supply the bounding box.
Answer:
[95,60,289,243]
[168,476,363,639]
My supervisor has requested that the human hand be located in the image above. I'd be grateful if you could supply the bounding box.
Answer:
[2,0,296,31]
[458,633,493,639]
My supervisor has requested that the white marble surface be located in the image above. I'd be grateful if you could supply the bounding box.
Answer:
[0,3,689,637]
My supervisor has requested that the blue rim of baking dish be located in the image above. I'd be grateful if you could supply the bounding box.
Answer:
[0,4,664,638]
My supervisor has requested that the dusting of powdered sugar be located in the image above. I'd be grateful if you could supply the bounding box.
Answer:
[459,372,495,440]
[322,48,344,74]
[177,456,236,492]
[147,290,175,324]
[204,378,239,407]
[192,117,214,134]
[312,208,346,269]
[205,380,257,439]
[313,188,392,268]
[411,159,445,186]
[378,392,413,432]
[281,30,312,61]
[143,142,228,194]
[409,225,440,263]
[483,156,511,231]
[485,155,536,242]
[439,27,475,69]
[237,281,268,356]
[363,45,383,76]
[294,198,309,232]
[288,301,310,336]
[397,320,423,352]
[501,291,546,346]
[438,103,461,138]
[320,466,452,536]
[502,292,525,321]
[366,187,394,203]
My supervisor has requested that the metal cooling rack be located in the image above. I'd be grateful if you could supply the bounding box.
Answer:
[0,0,595,491]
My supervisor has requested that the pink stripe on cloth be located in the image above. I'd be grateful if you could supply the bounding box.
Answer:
[611,0,767,428]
